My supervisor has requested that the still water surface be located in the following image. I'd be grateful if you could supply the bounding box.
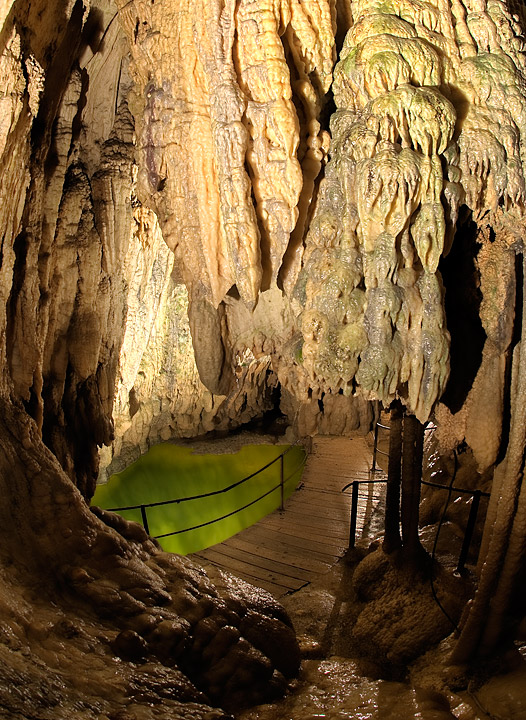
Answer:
[92,443,305,554]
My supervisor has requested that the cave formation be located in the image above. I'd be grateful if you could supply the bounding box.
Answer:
[1,0,526,717]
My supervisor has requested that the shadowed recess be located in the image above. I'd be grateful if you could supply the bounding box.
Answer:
[439,215,486,413]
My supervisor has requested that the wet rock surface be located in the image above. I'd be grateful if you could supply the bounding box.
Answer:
[0,399,301,718]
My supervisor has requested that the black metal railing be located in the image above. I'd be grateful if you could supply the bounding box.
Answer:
[343,476,489,573]
[346,412,491,573]
[371,421,391,472]
[371,411,437,472]
[342,478,386,548]
[103,442,306,540]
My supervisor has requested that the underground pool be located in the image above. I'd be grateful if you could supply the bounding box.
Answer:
[92,442,306,555]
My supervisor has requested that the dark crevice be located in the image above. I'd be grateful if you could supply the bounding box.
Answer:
[277,35,335,292]
[226,284,241,300]
[71,65,89,148]
[23,381,42,427]
[42,363,107,499]
[334,4,353,55]
[43,63,88,186]
[277,157,327,292]
[81,6,106,56]
[319,85,336,135]
[5,230,29,373]
[129,387,140,419]
[439,213,486,413]
[244,156,273,292]
[30,0,95,164]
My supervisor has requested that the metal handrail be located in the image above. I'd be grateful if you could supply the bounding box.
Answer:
[372,416,436,472]
[101,442,306,537]
[155,459,306,539]
[348,405,490,571]
[343,474,489,573]
[422,479,490,497]
[370,417,490,498]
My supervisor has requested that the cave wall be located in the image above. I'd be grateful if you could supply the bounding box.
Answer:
[0,5,306,717]
[0,0,132,498]
[2,0,526,709]
[0,0,307,490]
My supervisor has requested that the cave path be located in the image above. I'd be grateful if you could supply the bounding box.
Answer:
[191,435,385,597]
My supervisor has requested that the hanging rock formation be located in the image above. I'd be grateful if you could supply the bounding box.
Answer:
[2,0,526,715]
[297,0,526,427]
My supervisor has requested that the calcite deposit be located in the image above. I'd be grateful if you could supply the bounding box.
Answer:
[2,0,526,715]
[297,0,526,424]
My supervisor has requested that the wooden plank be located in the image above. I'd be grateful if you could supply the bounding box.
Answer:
[305,474,374,484]
[291,490,352,508]
[239,523,346,560]
[194,553,298,594]
[312,454,370,463]
[223,535,332,574]
[307,473,378,483]
[261,520,349,544]
[195,547,307,591]
[293,499,350,511]
[205,542,318,583]
[194,557,289,597]
[276,507,350,534]
[266,497,349,520]
[285,497,351,519]
[232,531,337,566]
[290,496,351,512]
[260,518,348,551]
[260,508,349,534]
[309,451,370,460]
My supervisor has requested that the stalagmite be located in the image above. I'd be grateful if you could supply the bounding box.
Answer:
[452,253,526,662]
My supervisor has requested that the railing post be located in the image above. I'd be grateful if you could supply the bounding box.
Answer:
[372,422,379,472]
[140,505,150,535]
[349,481,359,548]
[456,490,481,574]
[280,454,285,511]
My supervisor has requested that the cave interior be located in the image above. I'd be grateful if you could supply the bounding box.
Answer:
[1,0,526,717]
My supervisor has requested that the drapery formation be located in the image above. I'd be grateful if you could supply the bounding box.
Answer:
[116,0,337,307]
[298,0,526,424]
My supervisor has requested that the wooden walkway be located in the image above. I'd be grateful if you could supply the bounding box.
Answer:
[191,435,386,597]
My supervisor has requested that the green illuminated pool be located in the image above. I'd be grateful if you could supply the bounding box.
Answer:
[92,442,306,555]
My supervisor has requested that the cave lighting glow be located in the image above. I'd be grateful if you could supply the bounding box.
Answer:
[92,443,306,554]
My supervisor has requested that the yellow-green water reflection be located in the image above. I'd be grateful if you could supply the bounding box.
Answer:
[92,443,306,555]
